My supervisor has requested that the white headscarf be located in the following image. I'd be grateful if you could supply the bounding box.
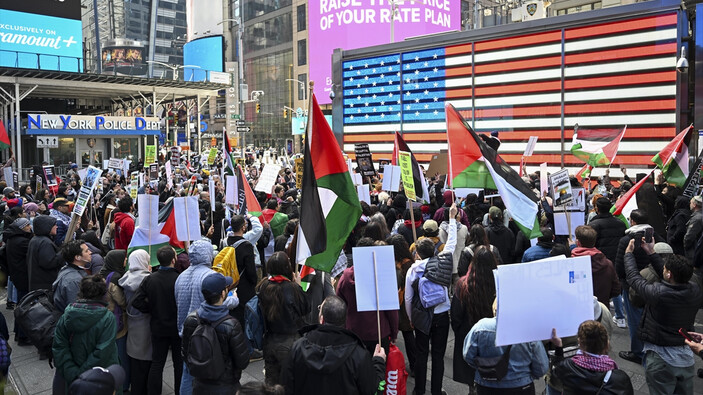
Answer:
[118,250,151,292]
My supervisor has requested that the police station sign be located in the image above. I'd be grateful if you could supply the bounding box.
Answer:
[28,114,160,132]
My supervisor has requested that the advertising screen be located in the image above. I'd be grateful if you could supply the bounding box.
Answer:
[310,0,460,104]
[0,0,83,72]
[102,39,147,77]
[183,36,224,82]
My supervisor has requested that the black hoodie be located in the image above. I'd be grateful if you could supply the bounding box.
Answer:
[27,215,64,291]
[282,324,385,395]
[3,223,32,292]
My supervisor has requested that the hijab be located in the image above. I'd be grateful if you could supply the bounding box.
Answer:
[118,250,151,292]
[100,249,127,286]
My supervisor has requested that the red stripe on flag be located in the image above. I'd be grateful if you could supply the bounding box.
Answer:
[565,100,676,114]
[565,13,677,40]
[474,56,561,74]
[475,81,561,96]
[475,31,562,51]
[564,71,676,90]
[565,43,677,65]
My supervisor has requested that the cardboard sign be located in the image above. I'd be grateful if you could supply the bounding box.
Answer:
[354,143,376,177]
[208,148,217,165]
[145,145,156,165]
[137,194,159,230]
[426,153,448,178]
[295,158,303,189]
[550,169,573,207]
[381,165,401,192]
[398,151,416,201]
[523,136,539,157]
[170,146,180,168]
[73,166,101,217]
[254,164,281,193]
[43,165,57,186]
[352,246,400,312]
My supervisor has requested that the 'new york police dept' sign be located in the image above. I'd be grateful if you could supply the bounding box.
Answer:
[27,114,161,136]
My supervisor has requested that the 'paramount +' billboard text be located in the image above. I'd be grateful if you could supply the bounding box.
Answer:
[0,0,83,72]
[310,0,460,104]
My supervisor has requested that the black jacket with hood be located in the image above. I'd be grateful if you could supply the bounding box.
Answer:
[27,215,64,291]
[588,212,626,263]
[614,224,664,282]
[282,324,385,395]
[554,358,633,395]
[3,222,32,292]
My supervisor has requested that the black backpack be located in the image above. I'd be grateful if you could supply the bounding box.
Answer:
[186,313,232,380]
[14,289,61,356]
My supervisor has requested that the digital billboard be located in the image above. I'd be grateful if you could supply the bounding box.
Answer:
[102,38,147,77]
[183,36,224,82]
[310,0,460,104]
[0,0,83,72]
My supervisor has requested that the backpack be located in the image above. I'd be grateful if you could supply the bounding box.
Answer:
[212,239,248,286]
[245,295,266,350]
[14,289,61,356]
[0,336,11,372]
[410,278,433,336]
[104,272,125,333]
[186,313,232,381]
[418,276,446,308]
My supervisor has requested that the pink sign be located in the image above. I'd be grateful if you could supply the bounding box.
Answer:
[310,0,460,104]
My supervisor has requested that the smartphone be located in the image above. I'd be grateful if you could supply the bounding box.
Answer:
[680,328,696,342]
[645,228,654,243]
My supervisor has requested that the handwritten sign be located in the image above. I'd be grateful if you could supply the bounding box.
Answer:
[398,151,416,201]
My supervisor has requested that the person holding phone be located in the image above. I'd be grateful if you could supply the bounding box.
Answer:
[624,235,702,395]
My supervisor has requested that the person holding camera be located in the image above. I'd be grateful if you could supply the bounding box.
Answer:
[624,235,702,394]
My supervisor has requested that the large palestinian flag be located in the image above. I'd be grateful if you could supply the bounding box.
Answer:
[0,121,10,151]
[128,197,185,266]
[236,164,262,216]
[651,124,693,187]
[611,168,655,227]
[446,103,541,239]
[296,93,362,272]
[223,128,236,175]
[570,125,627,167]
[392,131,430,203]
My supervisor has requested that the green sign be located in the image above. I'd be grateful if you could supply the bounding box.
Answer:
[208,148,217,165]
[145,145,156,164]
[231,114,240,119]
[398,151,416,201]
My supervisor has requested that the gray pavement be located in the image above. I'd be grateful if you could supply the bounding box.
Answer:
[3,285,703,394]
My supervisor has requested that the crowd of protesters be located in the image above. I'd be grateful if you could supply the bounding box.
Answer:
[0,145,699,395]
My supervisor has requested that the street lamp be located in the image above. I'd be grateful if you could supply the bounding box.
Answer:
[146,61,200,81]
[285,78,308,114]
[388,0,420,42]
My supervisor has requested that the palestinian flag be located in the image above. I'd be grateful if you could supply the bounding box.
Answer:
[611,169,654,227]
[299,265,315,292]
[576,164,593,180]
[296,93,362,272]
[0,121,9,151]
[446,103,541,239]
[128,198,185,266]
[223,128,236,175]
[570,125,627,167]
[392,131,430,203]
[236,164,261,216]
[651,124,694,187]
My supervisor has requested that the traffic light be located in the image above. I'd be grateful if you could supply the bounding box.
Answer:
[283,109,287,118]
[256,103,260,113]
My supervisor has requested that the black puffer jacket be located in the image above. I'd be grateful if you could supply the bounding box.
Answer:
[486,222,515,264]
[424,248,453,286]
[625,252,703,346]
[588,212,626,262]
[182,310,250,389]
[4,223,32,292]
[554,359,633,395]
[667,208,691,256]
[614,224,664,282]
[282,324,385,395]
[27,215,64,291]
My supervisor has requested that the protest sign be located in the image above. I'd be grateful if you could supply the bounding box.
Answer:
[130,172,139,199]
[554,188,586,212]
[550,169,573,207]
[170,146,180,168]
[381,165,401,192]
[12,172,17,191]
[539,163,548,196]
[523,136,539,157]
[225,175,237,205]
[77,168,88,183]
[107,158,123,170]
[2,167,12,189]
[43,165,57,186]
[35,175,42,194]
[149,164,159,181]
[398,151,416,201]
[495,255,593,346]
[426,153,448,178]
[357,184,371,205]
[295,158,303,189]
[554,212,585,238]
[145,145,156,164]
[72,166,101,217]
[123,160,131,177]
[137,194,159,230]
[352,246,399,312]
[174,196,201,242]
[254,164,281,193]
[208,148,217,165]
[209,179,216,213]
[165,161,173,189]
[354,143,376,177]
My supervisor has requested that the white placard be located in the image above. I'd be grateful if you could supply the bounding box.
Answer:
[137,194,159,230]
[209,179,216,213]
[103,160,110,170]
[225,175,237,205]
[174,196,201,242]
[357,184,371,205]
[454,188,483,199]
[77,168,88,183]
[352,246,400,312]
[550,169,573,207]
[165,161,173,189]
[108,158,123,170]
[381,165,401,192]
[495,255,593,346]
[523,136,539,157]
[72,166,101,217]
[3,167,13,188]
[353,173,363,186]
[123,160,132,177]
[254,164,281,193]
[554,212,586,238]
[539,162,548,196]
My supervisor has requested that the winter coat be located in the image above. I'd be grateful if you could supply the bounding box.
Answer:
[396,258,413,332]
[132,266,180,338]
[182,303,250,391]
[625,252,703,347]
[571,247,621,305]
[397,223,424,246]
[52,300,118,389]
[52,264,87,313]
[439,220,468,274]
[588,212,627,263]
[614,224,663,282]
[282,324,386,395]
[486,222,515,264]
[554,358,633,395]
[113,212,135,250]
[258,279,310,336]
[3,223,32,292]
[424,245,454,287]
[27,215,64,291]
[451,291,481,384]
[521,243,552,263]
[84,242,105,275]
[226,235,257,325]
[667,208,691,256]
[337,266,399,342]
[684,210,703,261]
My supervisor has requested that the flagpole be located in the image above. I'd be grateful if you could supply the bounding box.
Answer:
[372,250,382,347]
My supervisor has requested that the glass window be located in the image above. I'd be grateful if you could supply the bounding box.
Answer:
[297,4,306,32]
[114,138,139,161]
[243,12,292,54]
[297,39,306,66]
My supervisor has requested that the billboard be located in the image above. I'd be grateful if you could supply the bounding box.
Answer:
[183,36,224,82]
[310,0,460,104]
[102,38,147,77]
[0,0,83,72]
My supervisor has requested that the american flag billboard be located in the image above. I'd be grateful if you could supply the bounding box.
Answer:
[340,4,682,174]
